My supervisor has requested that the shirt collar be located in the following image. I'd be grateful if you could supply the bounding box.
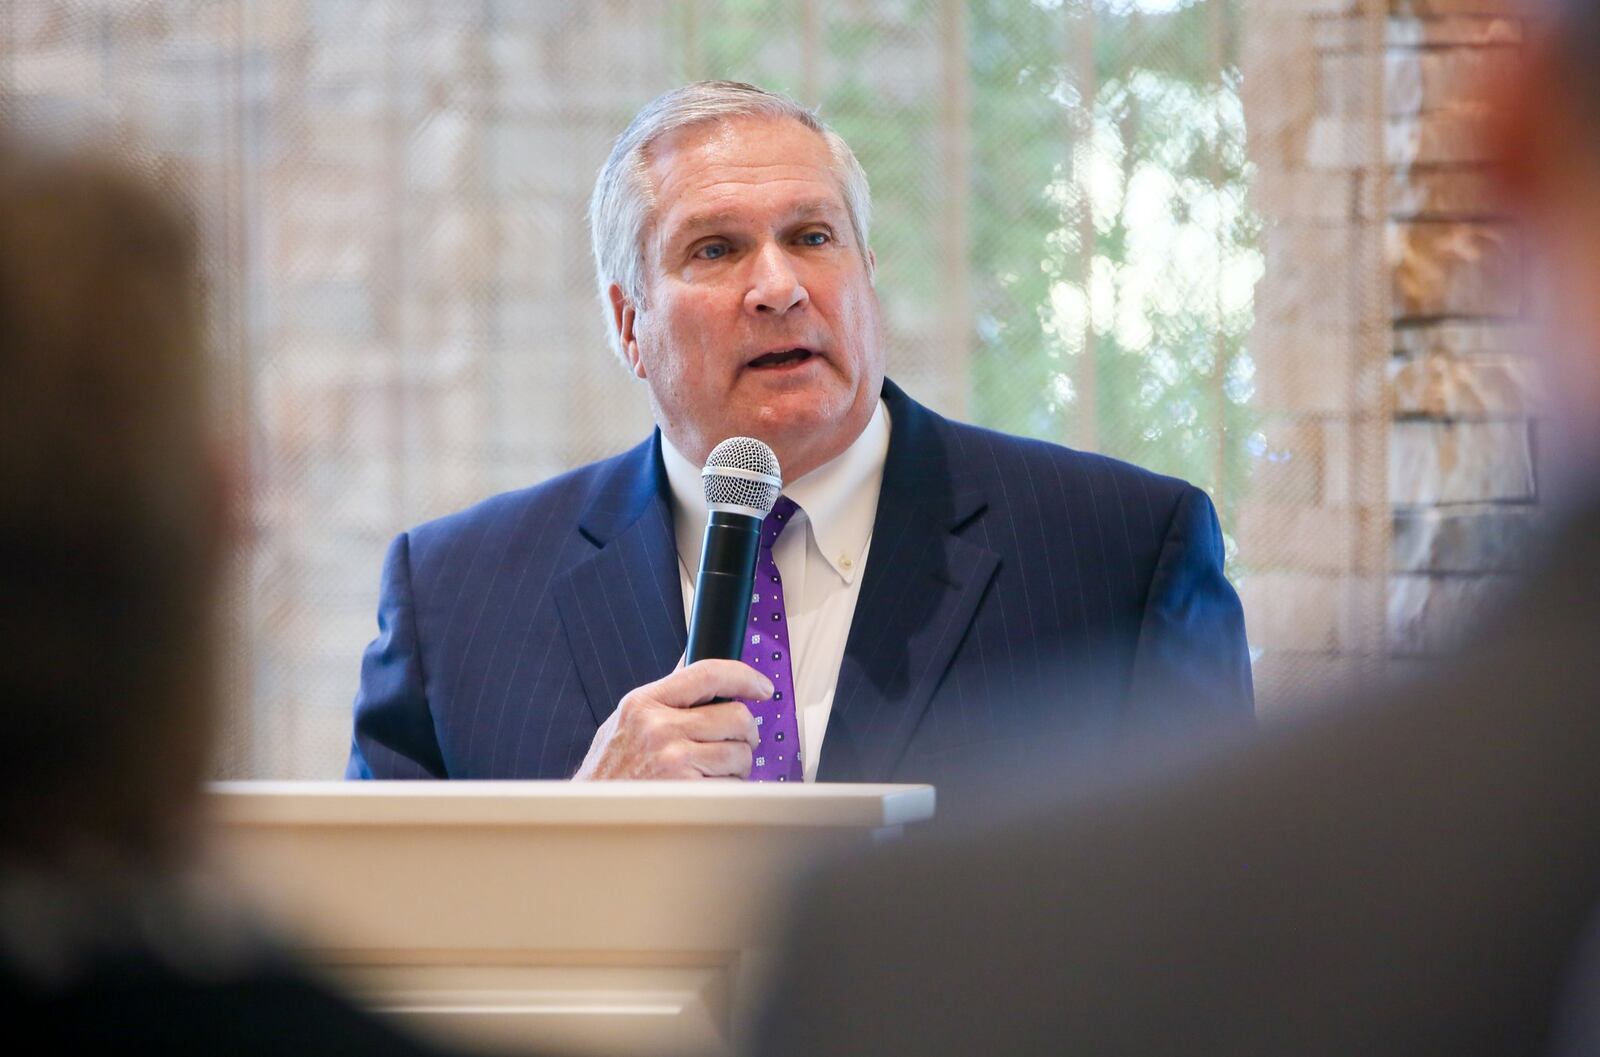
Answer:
[661,398,890,587]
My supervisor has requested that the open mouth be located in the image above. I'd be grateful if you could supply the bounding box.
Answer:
[748,347,815,369]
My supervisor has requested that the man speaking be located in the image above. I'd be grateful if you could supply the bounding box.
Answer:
[347,81,1252,784]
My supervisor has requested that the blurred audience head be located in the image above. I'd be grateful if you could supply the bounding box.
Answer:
[0,135,226,866]
[1492,0,1600,489]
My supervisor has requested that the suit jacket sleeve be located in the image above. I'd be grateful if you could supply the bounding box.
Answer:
[1126,484,1254,725]
[346,532,448,779]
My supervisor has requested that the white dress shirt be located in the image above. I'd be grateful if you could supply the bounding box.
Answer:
[661,400,890,782]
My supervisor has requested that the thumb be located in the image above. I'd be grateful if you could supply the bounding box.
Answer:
[654,659,774,709]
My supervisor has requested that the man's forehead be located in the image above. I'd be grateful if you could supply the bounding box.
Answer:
[648,118,839,204]
[643,118,849,247]
[647,112,827,169]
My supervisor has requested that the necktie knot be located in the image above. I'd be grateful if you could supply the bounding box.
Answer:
[762,496,799,551]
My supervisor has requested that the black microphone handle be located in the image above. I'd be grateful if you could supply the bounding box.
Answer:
[685,510,763,665]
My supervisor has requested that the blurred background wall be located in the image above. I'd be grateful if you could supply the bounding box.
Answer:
[1242,0,1534,710]
[2,0,1535,779]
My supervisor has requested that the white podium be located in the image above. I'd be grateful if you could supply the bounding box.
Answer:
[205,781,935,1056]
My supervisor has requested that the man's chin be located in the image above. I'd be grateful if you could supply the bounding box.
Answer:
[744,394,842,438]
[738,399,868,477]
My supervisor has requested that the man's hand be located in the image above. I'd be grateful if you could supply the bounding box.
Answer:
[572,659,770,780]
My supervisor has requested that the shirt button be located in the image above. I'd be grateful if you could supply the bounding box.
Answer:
[839,555,853,569]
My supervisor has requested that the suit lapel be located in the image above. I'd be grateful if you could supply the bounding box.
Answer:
[819,382,998,781]
[553,433,688,728]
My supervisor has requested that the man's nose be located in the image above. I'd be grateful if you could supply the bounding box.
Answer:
[744,242,807,316]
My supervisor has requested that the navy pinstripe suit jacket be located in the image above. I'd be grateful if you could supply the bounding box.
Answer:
[347,379,1253,782]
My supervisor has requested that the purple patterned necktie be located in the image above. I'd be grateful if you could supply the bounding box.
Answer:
[741,496,803,782]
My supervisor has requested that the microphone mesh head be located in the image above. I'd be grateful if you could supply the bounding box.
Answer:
[702,437,782,514]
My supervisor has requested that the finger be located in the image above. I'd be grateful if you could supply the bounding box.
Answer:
[688,738,754,779]
[679,700,761,749]
[649,659,773,709]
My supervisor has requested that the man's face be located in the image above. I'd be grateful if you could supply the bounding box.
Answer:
[613,115,884,479]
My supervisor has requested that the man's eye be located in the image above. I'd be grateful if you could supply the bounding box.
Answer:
[799,231,830,247]
[695,242,730,261]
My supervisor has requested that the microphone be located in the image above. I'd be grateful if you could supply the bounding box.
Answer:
[685,437,783,665]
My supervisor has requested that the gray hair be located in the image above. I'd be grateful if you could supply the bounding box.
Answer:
[587,80,873,364]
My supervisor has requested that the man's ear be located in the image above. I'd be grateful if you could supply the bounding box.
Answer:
[608,283,647,379]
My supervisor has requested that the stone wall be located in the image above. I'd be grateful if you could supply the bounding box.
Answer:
[1241,0,1537,708]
